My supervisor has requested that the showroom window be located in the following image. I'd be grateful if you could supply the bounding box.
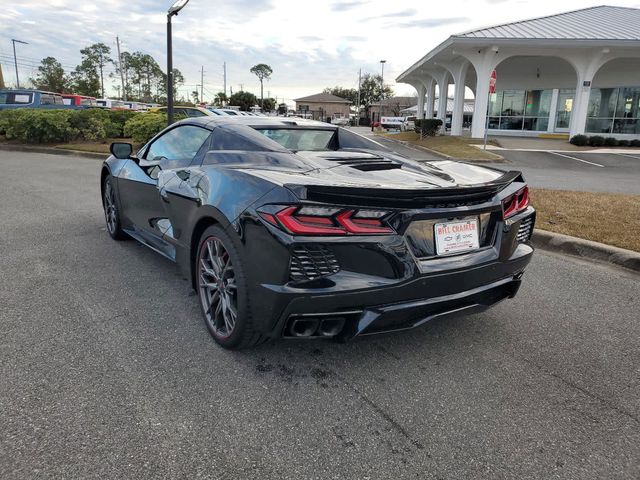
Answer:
[587,87,640,134]
[488,89,552,131]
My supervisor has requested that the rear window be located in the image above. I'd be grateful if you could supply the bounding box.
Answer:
[0,92,33,105]
[41,95,54,105]
[255,128,336,151]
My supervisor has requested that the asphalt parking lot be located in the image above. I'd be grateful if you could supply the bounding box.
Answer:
[357,129,640,194]
[487,150,640,194]
[1,150,639,479]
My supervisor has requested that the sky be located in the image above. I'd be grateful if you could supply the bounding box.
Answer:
[1,0,639,105]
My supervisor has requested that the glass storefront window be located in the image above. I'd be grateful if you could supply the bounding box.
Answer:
[616,87,640,118]
[613,118,640,134]
[586,118,613,134]
[499,117,523,130]
[587,86,640,135]
[501,90,525,116]
[588,88,618,117]
[556,89,575,130]
[488,92,503,116]
[488,89,552,131]
[525,90,552,117]
[523,117,549,131]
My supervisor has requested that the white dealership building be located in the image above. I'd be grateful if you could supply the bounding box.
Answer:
[397,6,640,139]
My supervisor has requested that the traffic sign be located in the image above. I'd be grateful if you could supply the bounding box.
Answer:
[489,70,497,94]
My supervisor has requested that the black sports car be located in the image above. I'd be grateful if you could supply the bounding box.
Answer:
[102,116,535,349]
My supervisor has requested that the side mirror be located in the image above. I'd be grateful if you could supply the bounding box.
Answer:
[110,142,133,159]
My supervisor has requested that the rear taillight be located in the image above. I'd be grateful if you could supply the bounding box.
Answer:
[502,186,529,219]
[259,206,394,235]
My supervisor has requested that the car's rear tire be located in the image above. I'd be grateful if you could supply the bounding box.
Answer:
[102,175,127,240]
[196,225,265,349]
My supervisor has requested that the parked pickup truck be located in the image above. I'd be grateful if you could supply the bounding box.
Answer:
[0,89,84,110]
[380,116,410,131]
[331,115,350,126]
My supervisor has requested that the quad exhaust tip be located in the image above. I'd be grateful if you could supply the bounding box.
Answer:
[289,318,320,337]
[317,317,345,337]
[287,316,347,338]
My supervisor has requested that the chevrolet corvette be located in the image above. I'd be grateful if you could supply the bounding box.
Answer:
[101,116,535,349]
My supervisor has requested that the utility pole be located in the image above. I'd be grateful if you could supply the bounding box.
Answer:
[200,65,204,104]
[356,68,362,126]
[223,61,227,104]
[239,83,244,91]
[11,39,28,89]
[0,62,5,89]
[116,36,126,101]
[380,60,386,124]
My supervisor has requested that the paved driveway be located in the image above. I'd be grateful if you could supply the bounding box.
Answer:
[1,151,639,479]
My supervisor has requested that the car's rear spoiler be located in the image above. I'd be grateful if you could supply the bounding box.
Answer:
[285,171,524,208]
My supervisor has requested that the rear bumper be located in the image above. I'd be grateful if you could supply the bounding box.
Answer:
[265,242,533,339]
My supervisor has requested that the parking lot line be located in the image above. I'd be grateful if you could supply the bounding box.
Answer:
[550,151,605,168]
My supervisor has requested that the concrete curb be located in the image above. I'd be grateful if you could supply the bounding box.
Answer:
[532,229,640,273]
[0,144,105,159]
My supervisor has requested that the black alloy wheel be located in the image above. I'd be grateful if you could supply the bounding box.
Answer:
[198,236,238,339]
[196,225,264,349]
[103,176,127,240]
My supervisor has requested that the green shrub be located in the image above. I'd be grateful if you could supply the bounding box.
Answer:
[414,118,443,137]
[0,110,21,136]
[569,134,588,146]
[1,109,78,143]
[604,137,618,147]
[588,135,605,147]
[107,110,140,137]
[618,139,630,147]
[68,109,113,141]
[0,108,141,143]
[124,113,168,144]
[630,139,640,147]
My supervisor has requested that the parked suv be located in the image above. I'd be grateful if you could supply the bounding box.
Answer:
[0,89,79,110]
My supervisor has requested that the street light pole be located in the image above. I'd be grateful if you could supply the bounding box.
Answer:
[11,39,28,89]
[380,60,386,124]
[166,0,190,126]
[166,14,174,125]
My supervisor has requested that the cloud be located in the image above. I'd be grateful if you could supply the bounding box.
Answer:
[396,17,468,28]
[366,8,417,20]
[341,35,367,42]
[331,1,368,12]
[0,0,614,102]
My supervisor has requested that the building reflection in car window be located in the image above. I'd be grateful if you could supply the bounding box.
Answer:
[255,129,336,151]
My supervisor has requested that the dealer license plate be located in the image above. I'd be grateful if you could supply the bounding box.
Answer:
[434,218,480,255]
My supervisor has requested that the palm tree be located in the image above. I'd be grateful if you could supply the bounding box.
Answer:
[249,64,273,109]
[214,91,228,107]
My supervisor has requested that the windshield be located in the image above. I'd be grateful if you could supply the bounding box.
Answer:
[0,92,33,105]
[255,128,336,151]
